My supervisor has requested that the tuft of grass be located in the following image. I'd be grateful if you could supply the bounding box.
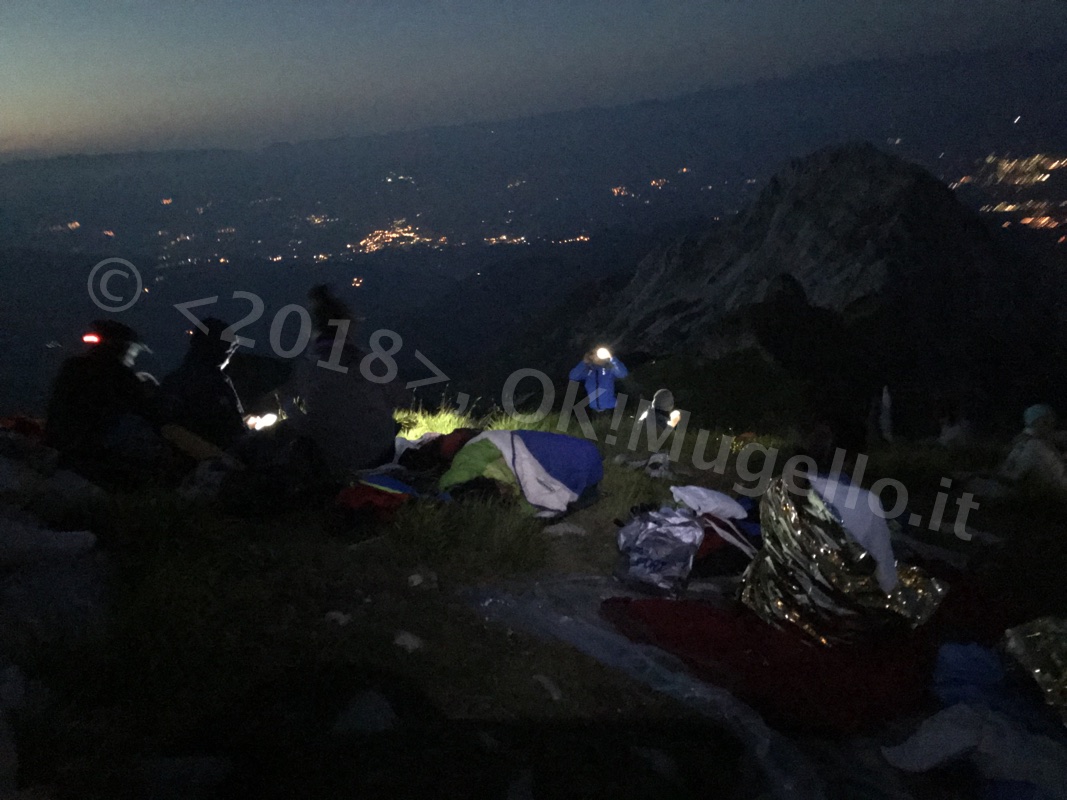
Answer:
[395,405,479,439]
[388,497,548,581]
[485,409,558,432]
[596,461,673,517]
[537,462,674,575]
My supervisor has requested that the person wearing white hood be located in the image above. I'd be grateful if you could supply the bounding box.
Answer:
[998,404,1067,492]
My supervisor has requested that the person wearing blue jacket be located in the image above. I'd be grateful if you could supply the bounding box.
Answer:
[569,347,628,411]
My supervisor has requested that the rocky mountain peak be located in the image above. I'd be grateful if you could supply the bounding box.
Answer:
[603,142,1018,352]
[591,142,1064,432]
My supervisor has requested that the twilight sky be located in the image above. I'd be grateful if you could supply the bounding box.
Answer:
[2,0,1065,158]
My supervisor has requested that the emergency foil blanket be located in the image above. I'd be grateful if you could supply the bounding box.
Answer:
[617,507,705,594]
[1004,616,1067,727]
[740,478,948,646]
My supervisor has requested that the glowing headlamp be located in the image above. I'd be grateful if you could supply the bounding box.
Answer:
[246,413,279,431]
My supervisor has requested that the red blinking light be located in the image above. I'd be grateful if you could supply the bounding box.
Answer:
[82,333,101,344]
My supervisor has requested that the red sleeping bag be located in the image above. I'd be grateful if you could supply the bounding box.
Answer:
[601,596,938,734]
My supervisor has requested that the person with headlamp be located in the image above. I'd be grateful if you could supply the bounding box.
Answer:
[569,346,628,413]
[45,319,164,482]
[161,318,247,450]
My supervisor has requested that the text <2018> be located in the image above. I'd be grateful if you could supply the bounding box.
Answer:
[174,292,454,391]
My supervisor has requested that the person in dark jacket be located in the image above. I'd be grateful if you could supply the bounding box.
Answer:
[569,347,628,412]
[161,318,246,449]
[45,319,164,480]
[274,285,399,477]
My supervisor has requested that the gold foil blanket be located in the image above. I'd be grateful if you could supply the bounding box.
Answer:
[740,478,948,645]
[1004,617,1067,726]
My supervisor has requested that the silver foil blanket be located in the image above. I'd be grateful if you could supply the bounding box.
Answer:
[617,506,705,594]
[740,478,948,645]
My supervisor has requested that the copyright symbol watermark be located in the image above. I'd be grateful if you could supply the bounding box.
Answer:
[88,258,143,312]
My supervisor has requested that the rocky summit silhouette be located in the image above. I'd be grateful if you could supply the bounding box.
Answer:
[586,142,1067,435]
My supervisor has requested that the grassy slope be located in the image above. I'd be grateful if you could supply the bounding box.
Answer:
[11,403,1067,796]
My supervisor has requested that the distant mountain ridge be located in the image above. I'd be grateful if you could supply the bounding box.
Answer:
[577,142,1067,433]
[604,143,1014,343]
[3,47,1067,420]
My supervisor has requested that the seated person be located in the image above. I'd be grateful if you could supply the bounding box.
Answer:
[647,388,682,434]
[45,319,166,480]
[160,318,247,450]
[998,404,1067,493]
[627,389,683,477]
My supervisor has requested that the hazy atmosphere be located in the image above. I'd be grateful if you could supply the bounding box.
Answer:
[3,0,1066,157]
[3,2,1067,798]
